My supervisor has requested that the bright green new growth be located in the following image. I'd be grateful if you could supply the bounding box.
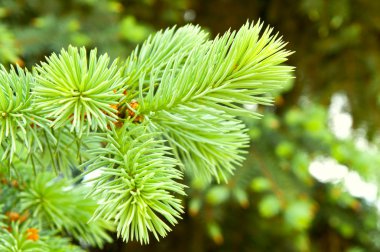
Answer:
[34,47,124,135]
[0,66,49,161]
[0,21,293,245]
[84,125,184,243]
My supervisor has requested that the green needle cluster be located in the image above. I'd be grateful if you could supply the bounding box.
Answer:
[0,21,293,244]
[34,46,124,135]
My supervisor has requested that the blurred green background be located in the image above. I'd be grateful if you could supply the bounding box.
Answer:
[1,0,380,251]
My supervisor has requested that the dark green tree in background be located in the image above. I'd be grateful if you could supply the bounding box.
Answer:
[1,1,380,252]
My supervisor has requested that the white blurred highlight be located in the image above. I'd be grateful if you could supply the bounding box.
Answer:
[328,93,352,139]
[309,92,378,203]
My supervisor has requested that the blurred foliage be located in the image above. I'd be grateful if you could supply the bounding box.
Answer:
[0,0,189,67]
[0,25,20,63]
[1,0,380,251]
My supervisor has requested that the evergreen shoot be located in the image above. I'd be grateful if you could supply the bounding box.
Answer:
[0,21,293,248]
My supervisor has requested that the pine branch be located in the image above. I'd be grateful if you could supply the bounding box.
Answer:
[0,20,294,246]
[34,46,125,136]
[139,21,293,116]
[82,124,185,244]
[132,21,293,182]
[0,65,51,162]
